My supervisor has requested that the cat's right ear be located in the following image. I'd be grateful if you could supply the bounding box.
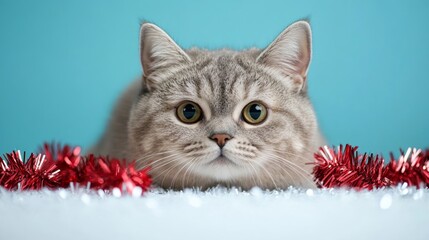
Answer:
[140,23,191,89]
[256,21,312,92]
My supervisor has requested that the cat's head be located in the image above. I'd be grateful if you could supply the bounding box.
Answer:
[129,21,320,189]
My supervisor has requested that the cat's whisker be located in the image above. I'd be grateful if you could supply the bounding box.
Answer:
[267,152,316,186]
[149,155,185,173]
[135,150,180,164]
[267,139,321,155]
[155,155,199,189]
[182,158,198,189]
[249,158,278,189]
[134,151,176,169]
[170,159,195,189]
[259,154,297,187]
[182,156,205,189]
[158,161,183,188]
[268,153,313,184]
[258,150,313,184]
[136,152,183,169]
[263,151,314,186]
[266,157,304,187]
[145,154,186,176]
[265,148,314,163]
[149,160,179,174]
[269,159,297,186]
[264,150,310,170]
[146,153,183,167]
[246,161,262,187]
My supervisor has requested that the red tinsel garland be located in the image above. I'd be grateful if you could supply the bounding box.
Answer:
[313,145,429,190]
[0,143,152,195]
[1,143,428,193]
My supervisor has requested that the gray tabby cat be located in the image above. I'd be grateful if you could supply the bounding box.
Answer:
[90,20,325,190]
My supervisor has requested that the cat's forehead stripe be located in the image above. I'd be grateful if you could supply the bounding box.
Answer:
[227,72,240,95]
[162,52,285,112]
[195,58,212,71]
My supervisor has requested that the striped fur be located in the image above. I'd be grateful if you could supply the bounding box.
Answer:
[90,21,325,190]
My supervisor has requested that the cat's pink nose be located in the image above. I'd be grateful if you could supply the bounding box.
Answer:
[210,133,232,148]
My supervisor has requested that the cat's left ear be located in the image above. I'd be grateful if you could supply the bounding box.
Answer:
[256,21,312,92]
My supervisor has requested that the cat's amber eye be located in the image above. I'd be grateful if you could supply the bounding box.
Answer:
[242,101,267,124]
[176,101,202,124]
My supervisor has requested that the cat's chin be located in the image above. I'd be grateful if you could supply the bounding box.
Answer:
[206,156,237,166]
[194,156,249,181]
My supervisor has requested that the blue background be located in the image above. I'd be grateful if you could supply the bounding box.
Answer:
[0,0,428,156]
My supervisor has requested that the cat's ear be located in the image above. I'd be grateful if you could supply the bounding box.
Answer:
[256,21,312,92]
[140,23,191,87]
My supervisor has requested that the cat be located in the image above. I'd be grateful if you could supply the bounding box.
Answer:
[90,20,325,190]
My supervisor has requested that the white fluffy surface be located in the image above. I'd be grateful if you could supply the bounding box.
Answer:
[0,186,428,240]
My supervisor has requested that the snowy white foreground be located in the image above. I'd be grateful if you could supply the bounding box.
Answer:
[0,186,428,240]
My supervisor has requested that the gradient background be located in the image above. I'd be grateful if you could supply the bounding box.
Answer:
[0,0,428,156]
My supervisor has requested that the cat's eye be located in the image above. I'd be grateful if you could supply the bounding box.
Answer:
[242,101,267,125]
[176,101,202,124]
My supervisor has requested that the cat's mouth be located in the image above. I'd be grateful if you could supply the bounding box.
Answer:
[195,153,248,180]
[207,155,237,166]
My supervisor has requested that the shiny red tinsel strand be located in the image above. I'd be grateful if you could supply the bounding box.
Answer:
[313,145,429,190]
[0,143,152,195]
[2,143,427,192]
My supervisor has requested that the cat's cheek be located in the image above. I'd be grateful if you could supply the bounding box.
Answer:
[291,140,305,153]
[270,140,302,157]
[262,118,295,144]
